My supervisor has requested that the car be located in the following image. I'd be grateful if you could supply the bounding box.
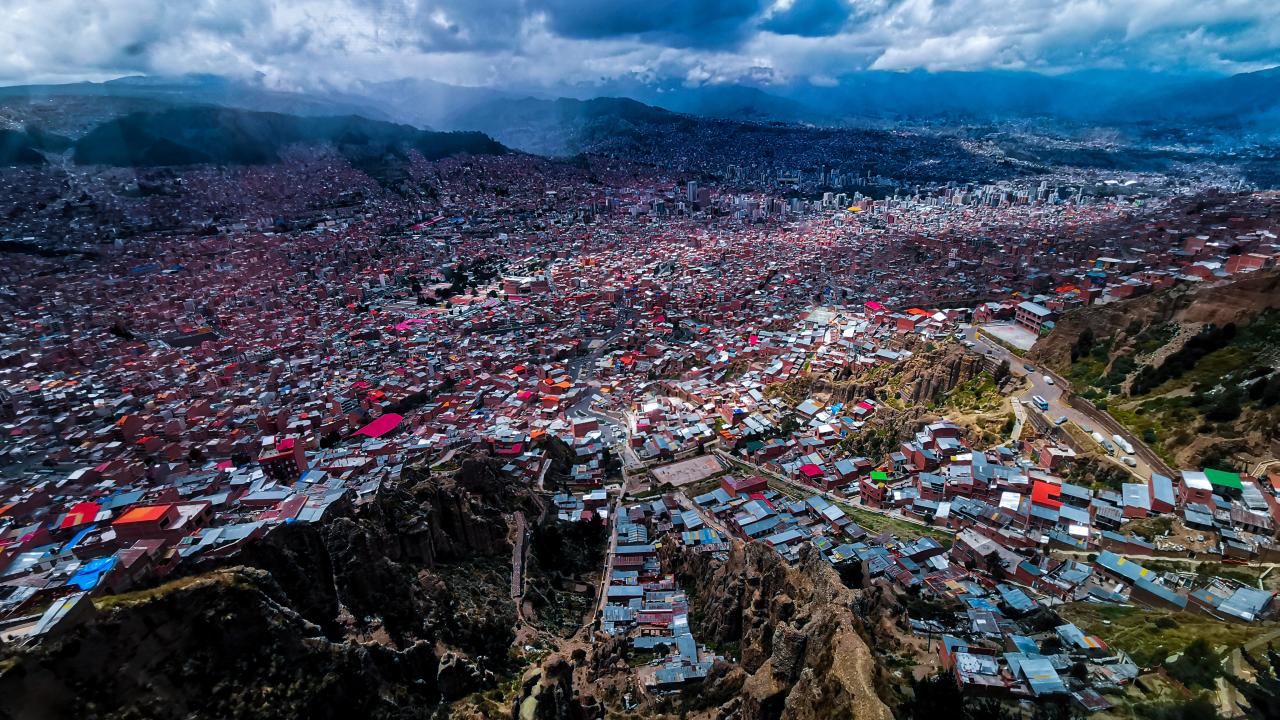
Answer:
[1043,375,1054,385]
[1023,363,1035,372]
[1054,416,1069,425]
[1122,456,1137,467]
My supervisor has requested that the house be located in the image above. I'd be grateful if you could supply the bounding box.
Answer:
[1121,483,1151,518]
[721,474,768,497]
[1178,470,1214,505]
[1014,301,1054,335]
[1148,473,1176,513]
[860,474,889,508]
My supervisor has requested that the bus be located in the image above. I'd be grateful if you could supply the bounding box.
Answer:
[1031,395,1049,411]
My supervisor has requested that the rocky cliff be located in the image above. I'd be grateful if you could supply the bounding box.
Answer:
[0,455,537,720]
[1029,269,1280,468]
[644,541,898,720]
[812,344,989,407]
[1030,269,1280,373]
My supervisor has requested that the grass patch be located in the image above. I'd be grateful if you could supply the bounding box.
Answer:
[94,571,234,610]
[1058,602,1270,666]
[838,502,954,548]
[768,479,953,546]
[939,372,1004,413]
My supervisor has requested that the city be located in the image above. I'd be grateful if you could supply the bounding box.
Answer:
[1,3,1279,720]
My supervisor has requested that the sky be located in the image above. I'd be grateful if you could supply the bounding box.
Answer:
[1,0,1277,89]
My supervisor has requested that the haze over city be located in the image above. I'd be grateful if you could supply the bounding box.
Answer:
[0,2,1278,720]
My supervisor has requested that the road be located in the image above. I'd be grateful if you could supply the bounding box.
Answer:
[510,511,528,599]
[591,498,621,628]
[961,325,1163,480]
[566,328,636,460]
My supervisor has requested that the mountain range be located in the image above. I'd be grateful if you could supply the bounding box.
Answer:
[0,105,506,176]
[5,68,1279,140]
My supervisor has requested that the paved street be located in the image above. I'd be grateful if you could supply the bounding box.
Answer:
[961,325,1161,480]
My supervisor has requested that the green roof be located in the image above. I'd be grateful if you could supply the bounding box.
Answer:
[1203,468,1243,490]
[871,470,889,482]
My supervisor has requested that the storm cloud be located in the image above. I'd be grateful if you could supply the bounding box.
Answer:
[0,0,1276,88]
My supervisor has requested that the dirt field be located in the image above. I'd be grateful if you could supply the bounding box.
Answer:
[650,455,725,487]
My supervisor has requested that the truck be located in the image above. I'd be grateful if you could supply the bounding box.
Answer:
[1112,434,1135,455]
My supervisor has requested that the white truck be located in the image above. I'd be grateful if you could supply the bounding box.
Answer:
[1112,434,1135,455]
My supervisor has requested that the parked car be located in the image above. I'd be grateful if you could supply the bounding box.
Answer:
[1054,416,1069,425]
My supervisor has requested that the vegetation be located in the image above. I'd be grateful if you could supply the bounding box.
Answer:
[1166,638,1222,689]
[1130,323,1238,396]
[1229,645,1280,720]
[1065,455,1131,491]
[1058,603,1266,667]
[1135,696,1219,720]
[938,372,1004,412]
[95,570,237,609]
[1062,308,1280,465]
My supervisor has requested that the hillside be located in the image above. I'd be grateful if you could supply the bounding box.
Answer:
[0,74,392,135]
[1030,269,1280,469]
[0,127,71,165]
[0,458,600,719]
[1122,67,1280,125]
[444,96,695,157]
[72,106,506,168]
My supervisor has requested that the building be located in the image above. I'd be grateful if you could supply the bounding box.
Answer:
[1014,301,1054,335]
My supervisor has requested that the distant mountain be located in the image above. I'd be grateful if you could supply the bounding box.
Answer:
[7,68,1275,140]
[0,75,393,135]
[0,127,71,165]
[557,81,827,124]
[72,106,506,168]
[339,78,515,130]
[443,96,695,156]
[1121,67,1280,123]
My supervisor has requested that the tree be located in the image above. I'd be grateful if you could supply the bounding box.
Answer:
[1137,696,1219,720]
[1168,638,1222,689]
[1229,645,1280,720]
[1071,327,1095,362]
[1206,387,1243,422]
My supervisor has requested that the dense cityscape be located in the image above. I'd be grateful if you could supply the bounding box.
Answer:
[2,3,1280,720]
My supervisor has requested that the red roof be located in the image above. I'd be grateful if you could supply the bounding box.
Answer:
[799,463,824,478]
[59,502,101,529]
[114,504,172,525]
[1031,481,1063,509]
[353,413,403,439]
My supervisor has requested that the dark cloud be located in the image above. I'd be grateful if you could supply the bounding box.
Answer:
[760,0,851,37]
[0,0,1276,88]
[529,0,769,48]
